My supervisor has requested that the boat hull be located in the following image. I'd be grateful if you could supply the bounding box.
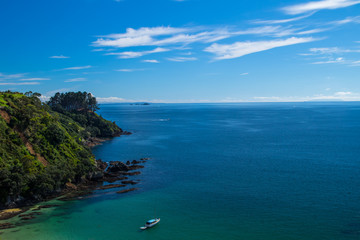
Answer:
[141,218,160,229]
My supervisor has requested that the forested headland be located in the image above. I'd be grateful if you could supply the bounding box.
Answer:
[0,91,127,209]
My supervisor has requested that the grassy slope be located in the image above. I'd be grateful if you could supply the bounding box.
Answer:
[0,92,116,207]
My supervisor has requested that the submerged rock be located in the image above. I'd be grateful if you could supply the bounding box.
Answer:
[121,180,139,185]
[116,188,138,194]
[97,184,126,190]
[128,165,144,170]
[0,222,15,230]
[123,171,141,176]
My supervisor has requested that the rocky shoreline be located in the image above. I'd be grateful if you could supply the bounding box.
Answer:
[0,157,151,226]
[84,130,132,148]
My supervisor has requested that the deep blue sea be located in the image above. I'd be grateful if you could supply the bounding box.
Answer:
[1,103,360,239]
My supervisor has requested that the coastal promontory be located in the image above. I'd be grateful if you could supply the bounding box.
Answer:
[0,91,127,209]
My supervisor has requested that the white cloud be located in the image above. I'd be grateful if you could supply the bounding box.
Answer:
[61,65,92,70]
[20,78,50,81]
[297,28,330,35]
[253,91,360,101]
[283,0,360,15]
[49,55,70,59]
[106,47,169,59]
[142,59,159,63]
[253,12,315,24]
[167,56,197,62]
[93,25,315,52]
[0,72,26,80]
[335,91,352,96]
[39,95,50,102]
[45,88,74,96]
[96,97,128,103]
[115,69,145,72]
[312,57,345,64]
[331,15,360,25]
[205,37,317,60]
[65,78,87,82]
[301,47,360,65]
[93,27,188,48]
[308,47,360,54]
[0,82,40,86]
[240,72,249,75]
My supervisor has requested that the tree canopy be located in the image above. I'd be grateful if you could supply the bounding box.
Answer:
[47,91,99,113]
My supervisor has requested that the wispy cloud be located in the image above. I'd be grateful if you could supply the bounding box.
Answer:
[96,97,128,103]
[106,47,169,59]
[20,78,50,81]
[142,59,160,63]
[283,0,360,15]
[46,88,74,96]
[115,69,145,72]
[331,15,360,25]
[307,47,360,54]
[167,56,197,62]
[93,25,316,52]
[0,72,26,80]
[93,27,188,48]
[61,65,92,70]
[49,55,70,59]
[312,57,360,66]
[253,12,315,24]
[205,37,317,60]
[0,82,40,86]
[64,78,87,82]
[253,91,360,101]
[301,47,360,65]
[312,57,345,64]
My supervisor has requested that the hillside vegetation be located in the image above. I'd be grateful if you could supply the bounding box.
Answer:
[0,91,124,208]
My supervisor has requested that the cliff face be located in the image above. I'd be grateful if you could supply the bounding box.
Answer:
[0,92,124,209]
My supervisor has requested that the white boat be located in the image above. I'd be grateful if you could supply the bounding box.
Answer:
[140,218,160,230]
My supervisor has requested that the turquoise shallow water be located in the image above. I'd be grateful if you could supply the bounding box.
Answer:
[2,103,360,239]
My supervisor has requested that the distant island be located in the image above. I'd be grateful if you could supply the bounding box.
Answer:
[0,91,130,209]
[130,102,150,105]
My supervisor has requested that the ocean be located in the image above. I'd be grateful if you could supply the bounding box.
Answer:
[1,103,360,240]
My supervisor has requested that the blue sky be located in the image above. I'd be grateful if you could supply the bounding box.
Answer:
[1,0,360,102]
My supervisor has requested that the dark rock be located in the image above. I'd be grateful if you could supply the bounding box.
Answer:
[20,216,35,220]
[65,182,77,190]
[131,160,141,164]
[116,188,138,194]
[19,212,42,218]
[0,223,15,230]
[0,208,27,220]
[96,159,108,171]
[123,171,141,176]
[126,161,131,165]
[97,184,126,190]
[88,171,104,181]
[128,165,144,170]
[121,180,139,185]
[107,161,129,172]
[112,131,132,137]
[104,172,121,177]
[34,204,60,210]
